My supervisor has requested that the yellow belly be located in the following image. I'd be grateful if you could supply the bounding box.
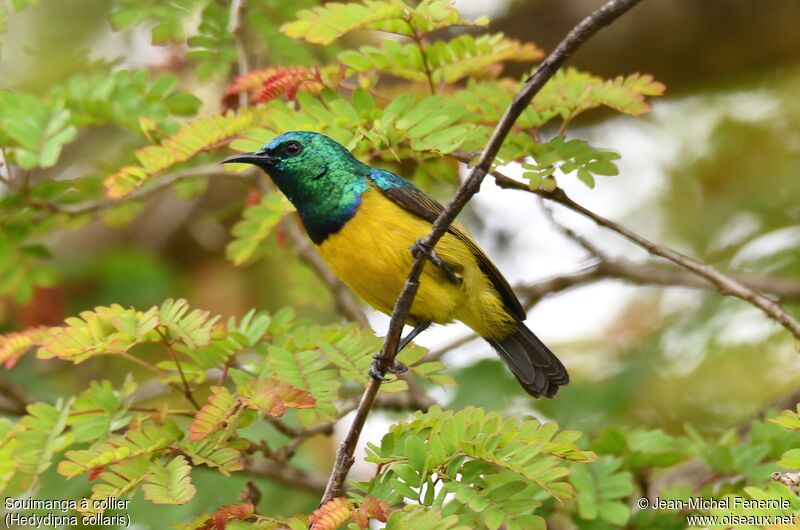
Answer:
[317,188,516,339]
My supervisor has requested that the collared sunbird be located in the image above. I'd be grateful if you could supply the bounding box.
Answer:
[223,131,568,398]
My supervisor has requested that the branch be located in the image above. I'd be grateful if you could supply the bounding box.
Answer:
[28,165,245,215]
[244,457,328,494]
[319,0,646,505]
[550,188,800,338]
[516,258,800,307]
[539,199,606,259]
[485,167,800,340]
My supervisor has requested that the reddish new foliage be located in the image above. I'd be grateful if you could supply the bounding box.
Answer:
[309,497,352,530]
[352,496,391,529]
[203,502,255,530]
[258,67,324,103]
[87,465,105,481]
[222,66,337,110]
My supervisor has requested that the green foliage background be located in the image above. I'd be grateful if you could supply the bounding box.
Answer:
[1,0,799,528]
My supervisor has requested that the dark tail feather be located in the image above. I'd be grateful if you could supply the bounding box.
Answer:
[486,320,568,398]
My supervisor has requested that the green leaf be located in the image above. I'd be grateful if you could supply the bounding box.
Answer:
[159,298,220,349]
[771,407,800,430]
[15,399,72,477]
[189,386,239,441]
[362,406,595,528]
[778,448,800,469]
[340,33,543,84]
[109,0,200,44]
[90,456,152,501]
[181,435,244,476]
[105,109,258,198]
[57,421,182,478]
[570,456,633,525]
[51,69,201,133]
[282,0,486,45]
[186,1,237,79]
[0,91,77,169]
[264,333,341,425]
[37,304,158,363]
[226,193,293,266]
[69,378,137,443]
[522,136,620,189]
[142,455,197,505]
[385,506,471,530]
[534,68,665,120]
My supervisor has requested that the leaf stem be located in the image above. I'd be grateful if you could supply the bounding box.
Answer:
[157,330,201,410]
[407,20,436,95]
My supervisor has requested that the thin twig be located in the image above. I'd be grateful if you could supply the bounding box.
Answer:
[552,188,800,339]
[157,330,201,410]
[484,165,800,340]
[245,457,328,493]
[28,165,246,215]
[408,22,436,95]
[319,0,646,504]
[68,406,196,418]
[274,422,335,462]
[538,199,606,259]
[425,332,480,363]
[120,351,167,377]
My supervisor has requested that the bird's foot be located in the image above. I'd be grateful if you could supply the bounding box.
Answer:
[410,238,462,285]
[369,354,408,382]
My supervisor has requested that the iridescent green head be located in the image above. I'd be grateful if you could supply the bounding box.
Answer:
[223,131,371,243]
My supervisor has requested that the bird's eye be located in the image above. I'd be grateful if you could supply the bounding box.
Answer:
[283,141,303,157]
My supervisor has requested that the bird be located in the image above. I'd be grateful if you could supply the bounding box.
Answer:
[223,131,568,398]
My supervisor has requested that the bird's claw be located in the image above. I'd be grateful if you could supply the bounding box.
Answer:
[369,354,408,381]
[369,362,390,382]
[410,238,462,285]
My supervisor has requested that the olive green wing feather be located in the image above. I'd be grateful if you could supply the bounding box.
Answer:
[367,169,527,320]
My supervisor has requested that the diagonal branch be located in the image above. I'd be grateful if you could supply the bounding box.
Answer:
[427,258,800,363]
[319,0,646,505]
[483,166,800,340]
[547,188,800,338]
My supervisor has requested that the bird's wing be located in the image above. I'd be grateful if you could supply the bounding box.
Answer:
[368,169,526,320]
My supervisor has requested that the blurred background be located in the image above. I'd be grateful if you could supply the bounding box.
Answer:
[2,0,800,525]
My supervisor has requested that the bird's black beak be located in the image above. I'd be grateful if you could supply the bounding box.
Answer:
[222,152,278,166]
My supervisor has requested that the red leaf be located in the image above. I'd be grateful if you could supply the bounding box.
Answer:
[258,67,323,103]
[202,503,254,530]
[221,68,278,110]
[189,386,238,442]
[363,496,390,522]
[245,187,261,208]
[87,465,105,481]
[0,326,53,369]
[239,378,316,417]
[353,496,390,528]
[309,497,352,530]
